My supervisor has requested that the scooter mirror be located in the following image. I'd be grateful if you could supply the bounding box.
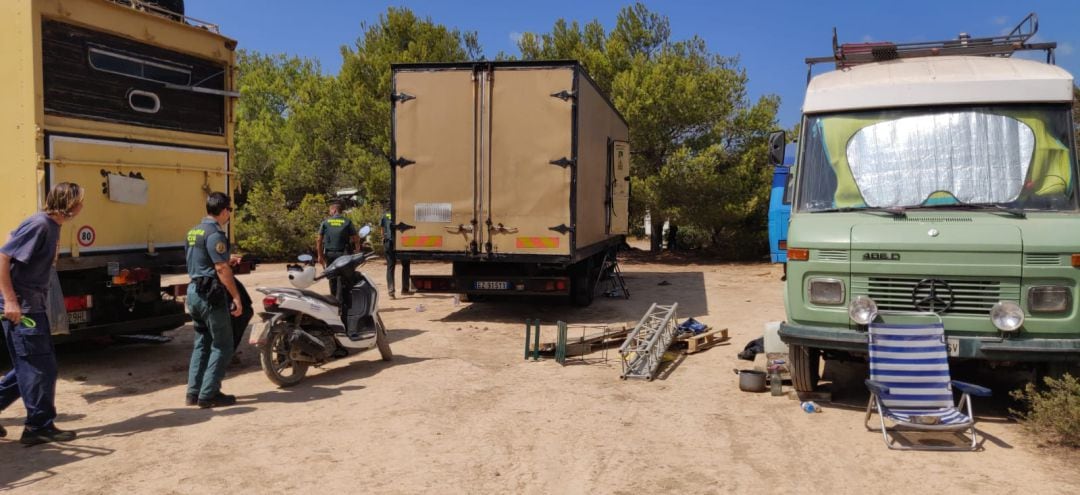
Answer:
[359,225,372,237]
[298,254,313,263]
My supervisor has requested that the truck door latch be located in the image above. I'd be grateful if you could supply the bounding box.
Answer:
[491,223,519,234]
[391,156,416,168]
[394,222,416,232]
[391,92,415,103]
[446,224,474,234]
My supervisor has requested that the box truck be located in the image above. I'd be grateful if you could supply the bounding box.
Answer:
[1,0,237,340]
[390,61,630,306]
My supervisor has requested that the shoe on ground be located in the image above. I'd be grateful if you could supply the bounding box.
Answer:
[20,425,77,446]
[186,393,198,406]
[198,393,237,409]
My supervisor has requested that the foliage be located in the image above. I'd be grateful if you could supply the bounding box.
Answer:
[1010,373,1080,448]
[514,3,780,255]
[234,186,328,259]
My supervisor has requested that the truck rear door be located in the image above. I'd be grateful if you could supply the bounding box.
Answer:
[392,69,477,254]
[485,66,573,256]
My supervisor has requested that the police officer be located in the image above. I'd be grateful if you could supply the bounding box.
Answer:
[0,183,83,445]
[380,210,396,299]
[185,192,242,409]
[316,202,360,297]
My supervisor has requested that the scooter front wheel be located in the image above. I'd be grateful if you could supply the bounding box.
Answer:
[260,325,309,387]
[376,314,393,361]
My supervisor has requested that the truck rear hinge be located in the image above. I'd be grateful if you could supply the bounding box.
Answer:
[391,156,416,168]
[550,90,576,101]
[549,224,574,235]
[549,157,575,168]
[391,92,415,103]
[394,222,415,232]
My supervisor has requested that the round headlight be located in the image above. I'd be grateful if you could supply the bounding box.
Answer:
[990,301,1024,332]
[849,295,878,325]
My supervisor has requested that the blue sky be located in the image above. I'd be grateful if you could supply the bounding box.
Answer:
[185,0,1079,128]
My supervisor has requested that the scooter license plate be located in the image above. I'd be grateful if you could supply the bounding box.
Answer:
[473,281,510,290]
[248,321,272,346]
[67,310,90,325]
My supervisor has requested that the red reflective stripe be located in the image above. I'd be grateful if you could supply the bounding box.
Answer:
[516,237,560,248]
[402,236,443,247]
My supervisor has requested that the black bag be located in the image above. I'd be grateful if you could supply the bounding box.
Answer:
[194,277,228,308]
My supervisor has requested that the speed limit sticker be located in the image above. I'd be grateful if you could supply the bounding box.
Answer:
[77,225,96,247]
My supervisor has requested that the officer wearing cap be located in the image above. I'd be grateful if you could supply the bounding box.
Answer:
[184,192,242,409]
[316,202,360,297]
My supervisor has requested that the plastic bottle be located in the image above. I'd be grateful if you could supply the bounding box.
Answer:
[800,401,821,413]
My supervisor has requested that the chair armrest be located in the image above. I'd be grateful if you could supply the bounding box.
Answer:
[865,379,890,395]
[952,380,991,397]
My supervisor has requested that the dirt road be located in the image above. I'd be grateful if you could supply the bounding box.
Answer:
[1,252,1077,493]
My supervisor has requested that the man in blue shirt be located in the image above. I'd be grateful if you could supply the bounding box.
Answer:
[0,183,84,445]
[184,192,242,408]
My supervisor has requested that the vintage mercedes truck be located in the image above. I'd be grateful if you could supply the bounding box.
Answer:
[774,15,1080,390]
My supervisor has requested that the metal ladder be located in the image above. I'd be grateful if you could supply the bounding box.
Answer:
[595,249,630,299]
[618,303,678,380]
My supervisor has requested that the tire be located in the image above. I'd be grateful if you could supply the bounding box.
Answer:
[790,344,821,392]
[570,258,596,307]
[376,314,393,361]
[259,325,309,387]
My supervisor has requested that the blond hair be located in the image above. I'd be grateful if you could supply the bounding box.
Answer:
[44,182,84,218]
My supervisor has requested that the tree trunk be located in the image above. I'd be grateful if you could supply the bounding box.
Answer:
[650,221,663,252]
[666,223,678,251]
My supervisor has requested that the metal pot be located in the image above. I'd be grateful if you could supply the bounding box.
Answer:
[734,368,767,392]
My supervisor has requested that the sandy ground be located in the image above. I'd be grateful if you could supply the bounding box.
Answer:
[2,249,1079,494]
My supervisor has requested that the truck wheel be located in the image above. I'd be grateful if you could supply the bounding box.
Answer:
[259,326,309,387]
[376,314,393,361]
[570,258,597,307]
[790,344,821,392]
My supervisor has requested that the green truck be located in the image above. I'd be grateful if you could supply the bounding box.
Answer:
[774,15,1080,391]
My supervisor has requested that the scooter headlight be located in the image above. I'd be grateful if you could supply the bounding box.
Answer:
[990,301,1024,333]
[849,295,878,325]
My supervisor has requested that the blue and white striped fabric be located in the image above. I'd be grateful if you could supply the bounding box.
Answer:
[868,323,954,410]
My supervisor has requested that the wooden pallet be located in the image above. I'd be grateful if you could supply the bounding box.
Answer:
[681,328,730,354]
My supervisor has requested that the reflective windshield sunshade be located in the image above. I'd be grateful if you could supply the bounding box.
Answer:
[846,112,1034,207]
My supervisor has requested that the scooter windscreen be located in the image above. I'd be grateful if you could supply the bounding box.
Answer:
[322,253,367,278]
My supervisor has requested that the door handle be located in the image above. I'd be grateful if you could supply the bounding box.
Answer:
[446,224,474,234]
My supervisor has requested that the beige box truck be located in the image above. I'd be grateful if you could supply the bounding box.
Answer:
[391,61,630,305]
[1,0,237,340]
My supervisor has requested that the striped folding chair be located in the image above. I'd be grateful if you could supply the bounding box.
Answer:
[864,322,991,451]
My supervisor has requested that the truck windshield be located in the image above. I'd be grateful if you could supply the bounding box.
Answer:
[797,104,1078,212]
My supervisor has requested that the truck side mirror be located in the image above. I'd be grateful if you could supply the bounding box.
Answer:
[768,131,786,166]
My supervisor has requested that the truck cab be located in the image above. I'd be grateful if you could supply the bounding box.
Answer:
[775,16,1080,390]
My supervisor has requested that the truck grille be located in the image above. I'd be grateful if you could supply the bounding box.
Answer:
[852,276,1020,315]
[817,250,849,262]
[1024,253,1062,266]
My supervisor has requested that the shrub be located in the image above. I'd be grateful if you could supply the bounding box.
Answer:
[1010,373,1080,448]
[235,185,328,259]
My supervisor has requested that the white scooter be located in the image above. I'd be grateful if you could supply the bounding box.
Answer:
[249,226,391,387]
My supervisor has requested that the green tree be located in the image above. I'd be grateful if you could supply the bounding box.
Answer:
[515,3,779,256]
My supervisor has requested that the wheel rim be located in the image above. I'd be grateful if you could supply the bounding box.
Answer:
[268,331,302,380]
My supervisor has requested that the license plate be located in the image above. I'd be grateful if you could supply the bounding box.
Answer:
[68,310,89,325]
[946,337,960,357]
[473,281,510,290]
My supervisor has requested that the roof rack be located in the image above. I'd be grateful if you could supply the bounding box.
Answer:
[113,0,221,34]
[805,12,1056,74]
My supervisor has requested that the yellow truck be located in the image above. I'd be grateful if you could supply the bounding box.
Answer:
[1,0,237,339]
[391,62,630,306]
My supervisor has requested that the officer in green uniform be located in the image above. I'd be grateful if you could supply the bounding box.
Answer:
[380,211,396,299]
[185,192,242,409]
[316,202,360,297]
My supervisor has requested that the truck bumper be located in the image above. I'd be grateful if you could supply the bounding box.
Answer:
[778,322,1080,362]
[54,313,190,343]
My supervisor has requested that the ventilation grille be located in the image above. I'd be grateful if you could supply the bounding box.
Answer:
[853,276,1019,315]
[1024,253,1062,266]
[893,217,973,222]
[817,250,849,262]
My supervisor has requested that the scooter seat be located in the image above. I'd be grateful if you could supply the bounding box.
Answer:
[294,289,339,307]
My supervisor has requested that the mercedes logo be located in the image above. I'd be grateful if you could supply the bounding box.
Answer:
[912,278,954,313]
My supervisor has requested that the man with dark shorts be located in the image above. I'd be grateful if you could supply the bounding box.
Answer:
[316,203,360,298]
[0,183,84,445]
